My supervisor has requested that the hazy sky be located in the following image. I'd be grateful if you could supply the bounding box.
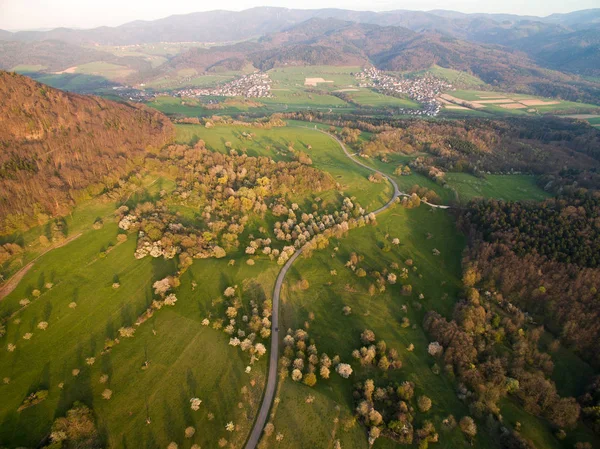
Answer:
[0,0,597,30]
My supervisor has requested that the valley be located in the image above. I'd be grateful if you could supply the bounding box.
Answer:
[1,5,600,449]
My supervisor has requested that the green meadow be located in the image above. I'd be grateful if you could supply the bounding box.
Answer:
[175,123,390,212]
[345,89,420,109]
[262,206,492,449]
[0,169,283,448]
[444,173,551,202]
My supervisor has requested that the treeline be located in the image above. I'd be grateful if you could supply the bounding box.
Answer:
[0,71,174,234]
[462,196,600,268]
[284,113,600,193]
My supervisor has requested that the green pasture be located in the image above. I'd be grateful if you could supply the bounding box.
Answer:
[444,173,551,202]
[268,66,361,91]
[73,61,134,81]
[0,184,277,448]
[346,89,420,109]
[264,206,489,449]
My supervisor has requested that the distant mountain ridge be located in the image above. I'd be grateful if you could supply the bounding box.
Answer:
[1,7,598,77]
[152,18,600,104]
[1,7,599,45]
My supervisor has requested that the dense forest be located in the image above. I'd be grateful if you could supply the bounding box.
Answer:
[458,195,600,431]
[0,71,174,234]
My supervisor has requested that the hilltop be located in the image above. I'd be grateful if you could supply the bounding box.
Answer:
[0,71,174,233]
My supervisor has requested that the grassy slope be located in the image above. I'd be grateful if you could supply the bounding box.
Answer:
[262,206,496,449]
[175,124,390,213]
[74,61,134,80]
[0,176,275,448]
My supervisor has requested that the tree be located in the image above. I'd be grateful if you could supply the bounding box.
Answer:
[304,373,317,387]
[361,329,376,345]
[378,356,390,371]
[418,396,432,412]
[190,398,202,411]
[264,422,275,436]
[45,402,101,448]
[459,416,477,439]
[153,277,172,296]
[336,363,353,378]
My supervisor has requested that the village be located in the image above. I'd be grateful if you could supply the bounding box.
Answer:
[357,67,452,116]
[173,72,272,99]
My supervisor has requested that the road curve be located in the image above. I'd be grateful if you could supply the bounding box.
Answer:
[244,127,448,449]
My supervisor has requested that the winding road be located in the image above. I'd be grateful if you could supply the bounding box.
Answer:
[244,128,448,449]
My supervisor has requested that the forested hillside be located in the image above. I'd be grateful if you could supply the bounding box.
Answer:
[0,71,174,233]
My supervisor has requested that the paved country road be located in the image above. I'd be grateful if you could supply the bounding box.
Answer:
[244,127,449,449]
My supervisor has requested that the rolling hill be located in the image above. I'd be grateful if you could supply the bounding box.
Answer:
[157,19,600,104]
[0,71,174,233]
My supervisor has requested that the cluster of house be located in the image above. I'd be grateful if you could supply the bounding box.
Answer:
[357,67,452,116]
[174,73,272,98]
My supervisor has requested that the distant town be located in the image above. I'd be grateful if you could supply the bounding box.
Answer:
[357,67,452,116]
[174,73,272,99]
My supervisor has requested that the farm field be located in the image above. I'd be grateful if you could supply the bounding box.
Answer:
[268,66,361,91]
[20,72,116,93]
[145,73,239,90]
[441,90,600,115]
[69,61,135,81]
[261,89,349,108]
[345,88,420,108]
[10,64,48,73]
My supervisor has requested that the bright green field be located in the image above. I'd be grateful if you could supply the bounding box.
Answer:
[501,399,598,449]
[145,73,238,90]
[445,173,551,202]
[268,66,361,91]
[73,61,134,81]
[11,64,48,73]
[24,72,115,93]
[146,96,208,116]
[346,88,420,109]
[262,90,349,107]
[586,116,600,125]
